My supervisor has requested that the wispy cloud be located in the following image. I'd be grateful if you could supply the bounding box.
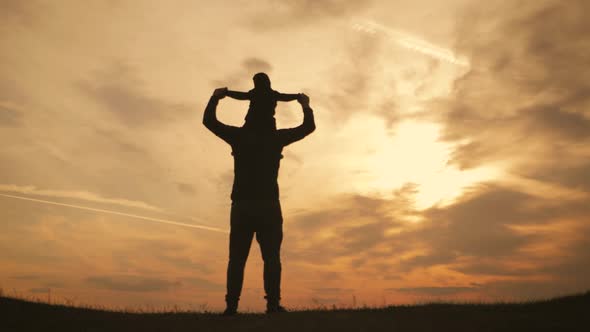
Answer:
[211,57,273,89]
[0,101,24,127]
[78,62,192,127]
[352,19,469,66]
[246,0,373,30]
[393,286,479,296]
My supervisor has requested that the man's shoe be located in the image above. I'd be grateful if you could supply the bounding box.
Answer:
[222,307,238,316]
[266,303,288,314]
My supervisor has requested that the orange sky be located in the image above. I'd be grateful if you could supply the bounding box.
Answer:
[1,0,589,311]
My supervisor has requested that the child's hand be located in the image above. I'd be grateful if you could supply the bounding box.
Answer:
[297,93,310,107]
[213,87,228,99]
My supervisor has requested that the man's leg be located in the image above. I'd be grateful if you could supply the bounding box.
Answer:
[255,201,284,312]
[225,204,254,314]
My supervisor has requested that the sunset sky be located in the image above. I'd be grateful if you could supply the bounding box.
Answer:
[1,0,589,311]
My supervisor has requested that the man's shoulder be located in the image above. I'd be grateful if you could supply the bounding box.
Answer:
[232,132,284,149]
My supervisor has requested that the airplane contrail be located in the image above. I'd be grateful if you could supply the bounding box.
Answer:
[0,193,229,234]
[352,19,470,67]
[0,184,162,212]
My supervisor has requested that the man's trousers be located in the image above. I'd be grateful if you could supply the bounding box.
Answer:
[225,200,283,307]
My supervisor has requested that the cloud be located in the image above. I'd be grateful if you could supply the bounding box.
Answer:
[86,275,181,292]
[312,287,353,294]
[10,274,40,280]
[451,260,536,277]
[125,239,216,273]
[433,0,590,171]
[393,3,590,298]
[395,274,589,300]
[181,277,223,291]
[520,226,590,292]
[393,286,479,296]
[242,57,272,73]
[394,186,553,267]
[285,176,590,296]
[319,27,444,129]
[246,0,372,30]
[0,0,46,25]
[29,287,51,294]
[529,162,590,194]
[78,62,192,127]
[475,280,573,300]
[422,188,542,256]
[285,186,415,267]
[0,102,23,127]
[92,128,151,156]
[392,185,590,287]
[320,33,388,124]
[86,274,223,293]
[176,182,197,196]
[107,237,226,277]
[0,77,26,107]
[211,57,273,89]
[387,2,590,294]
[396,252,459,273]
[523,106,590,141]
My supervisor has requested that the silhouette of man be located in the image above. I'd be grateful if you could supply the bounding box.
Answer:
[203,84,316,315]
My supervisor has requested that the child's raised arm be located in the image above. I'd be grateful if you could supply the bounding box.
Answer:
[226,90,250,100]
[275,92,301,102]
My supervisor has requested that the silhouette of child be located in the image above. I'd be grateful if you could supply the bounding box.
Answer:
[225,73,300,130]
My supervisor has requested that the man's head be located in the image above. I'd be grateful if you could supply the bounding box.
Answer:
[253,72,271,90]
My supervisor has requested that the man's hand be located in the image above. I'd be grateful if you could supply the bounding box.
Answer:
[213,87,228,99]
[297,93,310,107]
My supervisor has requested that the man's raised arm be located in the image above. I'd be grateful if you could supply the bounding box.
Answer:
[278,94,316,147]
[203,88,238,144]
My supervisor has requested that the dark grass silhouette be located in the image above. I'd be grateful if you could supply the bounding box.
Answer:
[2,291,589,332]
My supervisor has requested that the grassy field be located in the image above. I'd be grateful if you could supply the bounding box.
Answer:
[1,292,589,332]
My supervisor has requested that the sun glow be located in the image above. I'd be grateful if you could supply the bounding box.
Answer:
[352,120,501,209]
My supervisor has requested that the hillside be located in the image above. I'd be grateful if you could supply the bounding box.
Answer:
[2,292,589,332]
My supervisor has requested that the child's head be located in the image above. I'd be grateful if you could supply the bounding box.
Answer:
[249,73,277,112]
[252,72,271,90]
[245,72,277,132]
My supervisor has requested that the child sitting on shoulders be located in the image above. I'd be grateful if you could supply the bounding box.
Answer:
[225,73,301,130]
